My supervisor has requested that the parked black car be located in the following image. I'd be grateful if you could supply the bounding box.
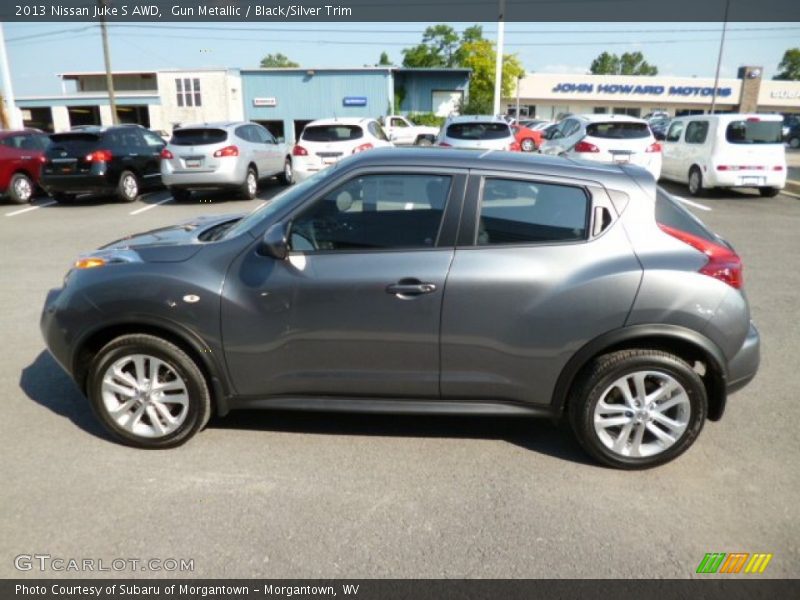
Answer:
[785,119,800,149]
[41,125,166,203]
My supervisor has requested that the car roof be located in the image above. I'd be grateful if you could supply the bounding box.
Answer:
[0,128,44,137]
[304,118,372,127]
[573,114,649,124]
[176,121,249,130]
[445,115,509,125]
[669,113,783,123]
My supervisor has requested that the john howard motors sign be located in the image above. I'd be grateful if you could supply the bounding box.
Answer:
[551,82,734,98]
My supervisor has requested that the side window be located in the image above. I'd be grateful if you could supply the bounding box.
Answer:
[561,119,580,137]
[289,174,452,252]
[685,121,709,144]
[392,118,407,128]
[368,121,389,142]
[235,125,253,142]
[253,125,274,144]
[477,178,589,245]
[666,121,684,143]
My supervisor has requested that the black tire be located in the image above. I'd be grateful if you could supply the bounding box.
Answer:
[51,192,75,203]
[170,188,192,202]
[7,172,34,204]
[415,136,433,147]
[788,136,800,149]
[520,138,536,152]
[759,187,780,198]
[278,158,294,186]
[87,334,211,449]
[239,166,258,200]
[568,349,707,469]
[687,166,704,197]
[116,170,140,203]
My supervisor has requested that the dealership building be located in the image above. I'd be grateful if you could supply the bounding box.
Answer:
[16,67,470,142]
[505,66,800,120]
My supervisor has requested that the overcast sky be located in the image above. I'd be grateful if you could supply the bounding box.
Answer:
[3,21,798,97]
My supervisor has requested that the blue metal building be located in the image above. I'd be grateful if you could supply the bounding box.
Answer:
[242,67,470,143]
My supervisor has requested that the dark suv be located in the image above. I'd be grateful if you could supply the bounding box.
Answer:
[41,125,166,203]
[40,148,760,468]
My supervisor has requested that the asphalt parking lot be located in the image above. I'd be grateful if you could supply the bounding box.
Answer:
[1,172,798,579]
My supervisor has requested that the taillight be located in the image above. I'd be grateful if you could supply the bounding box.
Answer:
[716,165,765,171]
[38,155,47,164]
[160,148,174,159]
[438,141,452,147]
[646,142,661,153]
[352,143,374,154]
[85,149,113,162]
[658,223,743,289]
[213,145,239,158]
[292,145,308,156]
[573,140,600,153]
[773,165,784,171]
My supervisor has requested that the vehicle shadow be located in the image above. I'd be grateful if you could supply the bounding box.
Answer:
[210,409,594,465]
[19,350,111,442]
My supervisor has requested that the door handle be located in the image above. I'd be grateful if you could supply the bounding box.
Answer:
[386,280,437,297]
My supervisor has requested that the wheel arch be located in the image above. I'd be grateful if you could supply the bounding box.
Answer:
[552,324,728,422]
[73,320,232,417]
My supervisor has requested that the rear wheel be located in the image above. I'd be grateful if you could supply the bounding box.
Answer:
[759,187,780,198]
[87,334,211,449]
[116,170,139,203]
[789,136,800,149]
[415,136,433,147]
[520,138,536,152]
[8,173,34,204]
[568,349,707,469]
[239,167,258,200]
[687,166,705,197]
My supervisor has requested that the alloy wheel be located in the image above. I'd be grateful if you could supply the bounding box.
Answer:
[100,354,189,438]
[13,176,33,202]
[122,174,138,199]
[592,370,691,458]
[247,172,257,196]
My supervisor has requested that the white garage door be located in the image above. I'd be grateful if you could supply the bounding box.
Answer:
[432,91,464,117]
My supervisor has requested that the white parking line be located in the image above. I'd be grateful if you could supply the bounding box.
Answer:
[129,198,173,215]
[4,200,57,217]
[671,195,712,212]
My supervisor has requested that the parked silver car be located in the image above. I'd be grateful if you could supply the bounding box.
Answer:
[160,121,291,201]
[437,115,519,151]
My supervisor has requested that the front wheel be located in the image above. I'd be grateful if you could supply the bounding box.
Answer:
[759,187,780,198]
[116,170,140,203]
[568,349,707,469]
[520,138,535,152]
[87,334,211,449]
[279,158,294,186]
[8,173,34,204]
[239,167,258,200]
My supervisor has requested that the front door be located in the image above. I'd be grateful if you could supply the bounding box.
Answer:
[222,169,466,399]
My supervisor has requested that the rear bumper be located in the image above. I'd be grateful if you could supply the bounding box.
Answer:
[161,159,245,190]
[40,173,114,195]
[726,322,761,395]
[705,170,786,189]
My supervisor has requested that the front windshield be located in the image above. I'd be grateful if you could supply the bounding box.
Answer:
[222,167,337,240]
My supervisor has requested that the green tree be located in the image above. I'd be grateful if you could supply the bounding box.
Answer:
[378,51,392,66]
[402,24,462,68]
[260,53,299,68]
[459,38,525,114]
[590,51,658,75]
[774,48,800,80]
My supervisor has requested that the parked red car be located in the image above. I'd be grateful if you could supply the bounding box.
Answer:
[511,124,543,153]
[0,129,50,204]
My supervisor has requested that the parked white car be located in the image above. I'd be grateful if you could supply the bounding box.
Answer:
[383,115,439,146]
[539,114,662,179]
[437,115,518,151]
[291,118,393,181]
[161,121,290,201]
[660,114,786,197]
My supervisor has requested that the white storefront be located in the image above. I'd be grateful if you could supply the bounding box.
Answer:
[507,71,800,120]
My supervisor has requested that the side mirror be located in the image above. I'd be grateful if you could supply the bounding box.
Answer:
[259,221,290,259]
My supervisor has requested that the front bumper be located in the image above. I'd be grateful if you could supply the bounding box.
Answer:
[40,287,74,378]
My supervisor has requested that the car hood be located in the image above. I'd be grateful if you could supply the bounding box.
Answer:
[99,213,244,262]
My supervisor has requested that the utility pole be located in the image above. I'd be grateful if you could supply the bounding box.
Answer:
[492,0,506,115]
[710,0,730,115]
[99,0,118,124]
[515,74,522,119]
[0,23,22,129]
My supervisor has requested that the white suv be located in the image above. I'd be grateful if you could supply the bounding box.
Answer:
[437,115,519,151]
[290,118,393,181]
[540,114,662,179]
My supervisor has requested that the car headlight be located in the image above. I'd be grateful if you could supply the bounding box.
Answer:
[72,248,143,270]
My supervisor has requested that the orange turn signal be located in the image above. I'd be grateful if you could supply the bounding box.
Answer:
[74,257,107,270]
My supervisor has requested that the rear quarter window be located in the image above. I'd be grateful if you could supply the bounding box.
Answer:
[446,122,511,140]
[586,122,650,139]
[655,189,718,243]
[170,128,228,146]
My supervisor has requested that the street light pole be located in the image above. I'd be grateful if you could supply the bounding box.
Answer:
[492,0,506,115]
[515,74,521,119]
[710,0,730,115]
[99,0,118,124]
